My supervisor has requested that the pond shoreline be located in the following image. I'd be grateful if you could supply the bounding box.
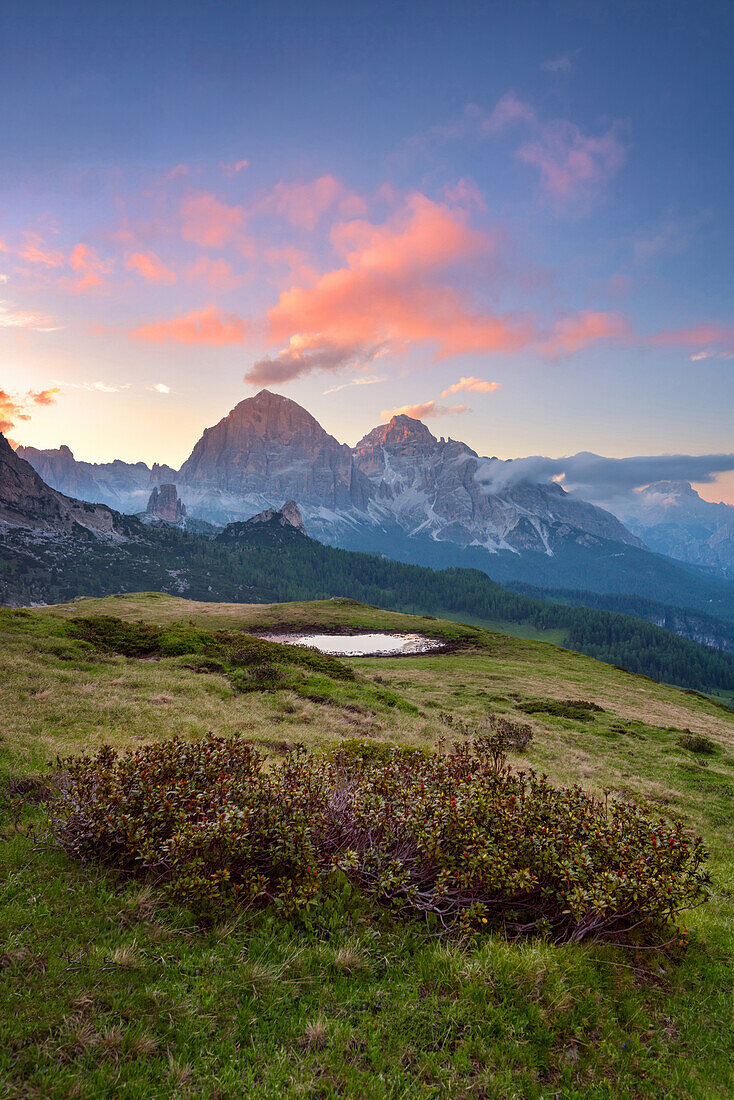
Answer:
[256,631,447,657]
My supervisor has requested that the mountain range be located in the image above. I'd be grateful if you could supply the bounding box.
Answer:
[14,388,734,597]
[2,434,734,698]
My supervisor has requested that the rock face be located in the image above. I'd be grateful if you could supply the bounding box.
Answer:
[146,483,187,523]
[0,433,131,537]
[177,389,370,521]
[244,500,306,534]
[353,414,639,555]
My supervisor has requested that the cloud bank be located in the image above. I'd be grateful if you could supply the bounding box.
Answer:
[477,451,734,504]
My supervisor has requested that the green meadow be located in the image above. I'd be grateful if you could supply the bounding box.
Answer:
[1,594,733,1099]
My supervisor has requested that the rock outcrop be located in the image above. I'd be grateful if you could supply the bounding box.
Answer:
[244,499,306,534]
[146,483,187,523]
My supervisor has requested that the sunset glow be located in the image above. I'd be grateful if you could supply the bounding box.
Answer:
[0,0,731,502]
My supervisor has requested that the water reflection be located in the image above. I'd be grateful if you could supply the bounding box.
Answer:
[259,632,444,656]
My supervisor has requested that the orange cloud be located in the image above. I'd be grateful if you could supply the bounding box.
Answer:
[0,390,26,433]
[380,401,467,420]
[441,376,501,396]
[28,387,61,406]
[258,175,366,230]
[131,304,248,345]
[126,251,177,285]
[0,386,61,434]
[262,194,530,374]
[539,311,630,356]
[181,193,245,248]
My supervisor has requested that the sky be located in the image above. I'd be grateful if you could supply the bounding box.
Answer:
[1,0,733,503]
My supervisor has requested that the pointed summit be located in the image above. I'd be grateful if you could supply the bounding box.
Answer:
[178,391,371,509]
[355,414,437,455]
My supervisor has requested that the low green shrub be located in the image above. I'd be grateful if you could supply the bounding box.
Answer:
[677,731,717,755]
[517,698,605,720]
[48,735,709,946]
[68,615,357,684]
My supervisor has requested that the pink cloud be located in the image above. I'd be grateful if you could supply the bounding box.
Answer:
[264,246,318,287]
[258,175,366,230]
[482,92,536,134]
[258,194,531,380]
[66,243,113,293]
[220,159,249,177]
[540,311,630,356]
[185,256,242,290]
[18,234,65,267]
[164,163,189,182]
[247,192,628,384]
[181,193,245,248]
[648,323,734,349]
[126,251,177,285]
[131,304,248,345]
[380,401,467,420]
[441,376,501,397]
[518,120,625,200]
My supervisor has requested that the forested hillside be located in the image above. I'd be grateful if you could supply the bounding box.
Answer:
[2,516,732,698]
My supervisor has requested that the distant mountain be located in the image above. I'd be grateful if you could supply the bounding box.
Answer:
[0,434,136,539]
[609,481,734,576]
[13,390,734,606]
[14,443,175,513]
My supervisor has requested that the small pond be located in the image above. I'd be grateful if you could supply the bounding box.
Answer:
[259,632,445,657]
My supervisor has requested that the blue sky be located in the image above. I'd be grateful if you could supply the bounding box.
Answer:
[1,0,732,499]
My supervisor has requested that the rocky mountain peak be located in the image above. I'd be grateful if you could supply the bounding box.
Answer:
[221,389,329,443]
[178,390,371,511]
[641,480,698,500]
[146,483,187,523]
[355,415,437,454]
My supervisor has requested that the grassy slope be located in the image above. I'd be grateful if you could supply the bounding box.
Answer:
[1,593,733,1099]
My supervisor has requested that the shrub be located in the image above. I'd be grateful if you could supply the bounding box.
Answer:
[677,731,717,755]
[517,699,605,720]
[48,735,709,946]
